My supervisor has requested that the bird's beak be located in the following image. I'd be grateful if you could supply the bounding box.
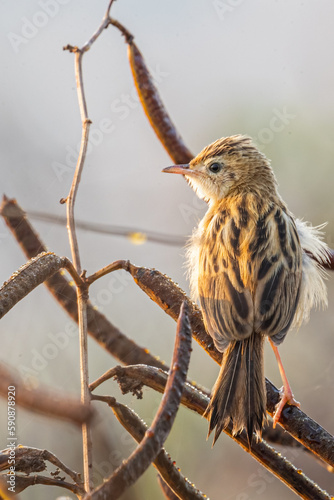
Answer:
[162,164,199,176]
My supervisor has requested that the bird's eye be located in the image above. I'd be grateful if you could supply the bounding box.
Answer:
[208,162,222,173]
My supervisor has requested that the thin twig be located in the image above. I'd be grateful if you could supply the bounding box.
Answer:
[27,210,186,247]
[92,395,208,500]
[92,364,332,500]
[0,364,93,425]
[62,1,118,488]
[0,446,82,485]
[86,302,192,500]
[0,473,84,496]
[85,260,128,285]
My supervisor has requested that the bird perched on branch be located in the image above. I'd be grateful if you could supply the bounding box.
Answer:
[163,135,328,445]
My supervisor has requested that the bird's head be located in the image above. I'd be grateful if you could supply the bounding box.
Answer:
[163,135,278,204]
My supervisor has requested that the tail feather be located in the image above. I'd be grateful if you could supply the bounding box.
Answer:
[205,333,266,446]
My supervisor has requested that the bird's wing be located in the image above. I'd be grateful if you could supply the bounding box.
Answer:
[197,214,254,352]
[197,205,302,351]
[253,207,302,345]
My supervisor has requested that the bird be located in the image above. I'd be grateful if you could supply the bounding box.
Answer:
[162,135,329,446]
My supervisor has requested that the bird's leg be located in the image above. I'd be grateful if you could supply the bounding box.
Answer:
[269,339,300,427]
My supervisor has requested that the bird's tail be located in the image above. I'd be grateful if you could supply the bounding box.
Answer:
[205,333,266,446]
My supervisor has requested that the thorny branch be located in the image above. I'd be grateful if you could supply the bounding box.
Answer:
[86,302,192,500]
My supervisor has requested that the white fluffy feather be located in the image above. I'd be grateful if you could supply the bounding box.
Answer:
[292,219,329,328]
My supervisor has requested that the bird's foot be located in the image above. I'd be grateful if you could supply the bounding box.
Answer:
[272,386,300,428]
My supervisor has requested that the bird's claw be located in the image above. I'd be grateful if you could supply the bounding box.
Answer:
[272,386,300,428]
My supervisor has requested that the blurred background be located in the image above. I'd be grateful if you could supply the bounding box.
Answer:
[1,1,334,498]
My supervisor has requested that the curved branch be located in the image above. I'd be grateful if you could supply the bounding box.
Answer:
[92,395,207,500]
[110,18,193,165]
[0,473,84,496]
[86,302,192,500]
[93,364,332,500]
[0,252,79,320]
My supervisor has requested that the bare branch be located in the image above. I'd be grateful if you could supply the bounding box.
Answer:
[62,2,120,488]
[110,19,193,165]
[85,259,128,286]
[0,197,167,370]
[0,364,93,425]
[92,395,207,500]
[0,252,77,320]
[0,472,84,496]
[89,364,210,405]
[158,475,183,500]
[87,302,192,500]
[0,446,82,485]
[92,364,332,472]
[94,365,332,500]
[27,210,186,247]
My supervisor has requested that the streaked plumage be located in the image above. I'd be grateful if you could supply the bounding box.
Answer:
[163,135,329,445]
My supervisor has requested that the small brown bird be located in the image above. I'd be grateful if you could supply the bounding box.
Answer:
[163,135,328,445]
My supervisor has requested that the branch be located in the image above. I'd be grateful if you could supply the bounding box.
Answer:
[0,197,167,369]
[92,395,207,500]
[86,302,192,500]
[0,364,93,425]
[92,364,332,500]
[158,475,185,500]
[91,364,331,470]
[0,446,81,483]
[110,18,194,165]
[0,446,84,495]
[0,252,69,320]
[0,473,84,496]
[27,210,186,247]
